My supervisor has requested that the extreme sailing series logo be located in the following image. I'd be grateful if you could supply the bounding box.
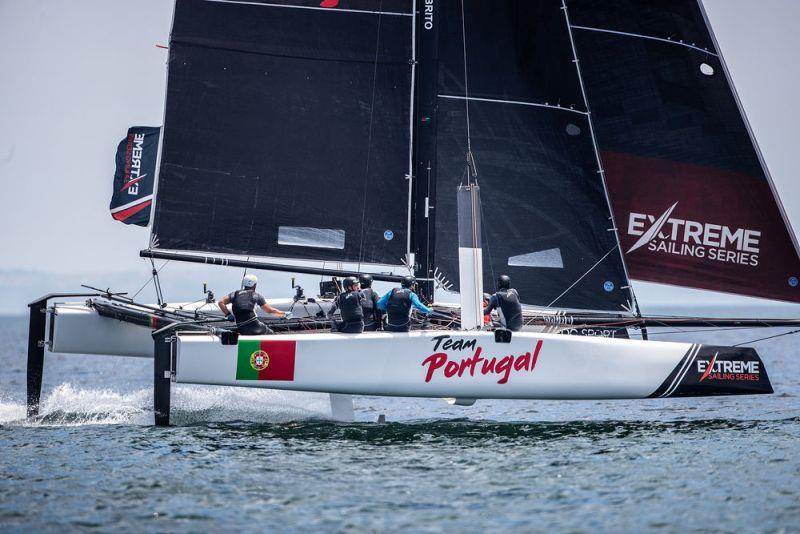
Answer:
[697,353,760,382]
[626,202,761,267]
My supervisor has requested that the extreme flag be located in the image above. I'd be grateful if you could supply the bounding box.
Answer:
[236,339,296,381]
[110,126,160,226]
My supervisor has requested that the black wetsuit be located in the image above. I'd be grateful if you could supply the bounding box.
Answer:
[329,290,365,333]
[360,287,382,331]
[384,288,413,332]
[484,288,523,331]
[229,289,273,335]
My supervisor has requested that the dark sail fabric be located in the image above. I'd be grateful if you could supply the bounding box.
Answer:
[431,1,634,312]
[152,0,413,265]
[569,0,800,303]
[110,126,160,226]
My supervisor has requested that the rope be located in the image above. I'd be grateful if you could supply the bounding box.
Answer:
[356,2,384,270]
[733,328,800,347]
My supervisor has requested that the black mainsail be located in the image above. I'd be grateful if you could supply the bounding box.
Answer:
[152,0,414,266]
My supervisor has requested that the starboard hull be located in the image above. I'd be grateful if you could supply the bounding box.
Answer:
[173,330,772,400]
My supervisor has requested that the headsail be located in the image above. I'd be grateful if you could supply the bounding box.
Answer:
[151,0,414,266]
[568,0,800,303]
[427,1,635,312]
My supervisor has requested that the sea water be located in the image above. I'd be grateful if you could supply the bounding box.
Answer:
[1,315,798,531]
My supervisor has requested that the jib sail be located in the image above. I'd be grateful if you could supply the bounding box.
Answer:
[568,0,800,303]
[150,0,414,266]
[110,126,160,226]
[426,1,635,312]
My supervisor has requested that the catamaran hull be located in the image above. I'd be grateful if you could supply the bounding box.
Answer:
[173,330,772,400]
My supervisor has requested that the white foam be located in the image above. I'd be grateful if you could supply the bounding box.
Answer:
[0,383,338,427]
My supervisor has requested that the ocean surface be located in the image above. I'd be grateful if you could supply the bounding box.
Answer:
[1,314,798,532]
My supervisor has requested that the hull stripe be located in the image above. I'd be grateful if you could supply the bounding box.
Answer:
[661,344,700,398]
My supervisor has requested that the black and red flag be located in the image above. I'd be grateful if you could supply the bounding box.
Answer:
[110,126,160,226]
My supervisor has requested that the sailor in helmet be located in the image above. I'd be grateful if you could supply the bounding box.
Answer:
[377,275,432,332]
[327,276,365,333]
[358,273,383,331]
[218,274,289,335]
[483,274,523,332]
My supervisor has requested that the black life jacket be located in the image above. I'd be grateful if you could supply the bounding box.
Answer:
[336,291,364,324]
[386,288,412,327]
[495,288,523,331]
[360,287,378,327]
[231,289,261,325]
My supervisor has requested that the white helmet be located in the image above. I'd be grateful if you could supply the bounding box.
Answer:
[242,274,258,289]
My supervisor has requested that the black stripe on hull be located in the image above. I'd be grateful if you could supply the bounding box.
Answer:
[648,344,773,398]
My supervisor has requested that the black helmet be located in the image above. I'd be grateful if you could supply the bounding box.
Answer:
[401,275,417,289]
[343,276,359,290]
[497,274,511,290]
[358,273,373,288]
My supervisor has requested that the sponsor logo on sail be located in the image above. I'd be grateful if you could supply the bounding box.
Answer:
[626,202,761,267]
[424,0,434,30]
[696,353,760,382]
[124,132,146,196]
[422,336,543,384]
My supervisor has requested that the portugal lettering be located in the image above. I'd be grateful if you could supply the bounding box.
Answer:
[422,338,543,385]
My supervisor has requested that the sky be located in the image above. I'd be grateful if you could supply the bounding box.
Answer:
[1,0,799,314]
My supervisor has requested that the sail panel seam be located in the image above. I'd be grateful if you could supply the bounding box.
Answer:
[570,24,719,57]
[199,0,412,17]
[438,94,588,116]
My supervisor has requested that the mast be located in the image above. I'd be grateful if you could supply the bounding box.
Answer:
[411,0,440,303]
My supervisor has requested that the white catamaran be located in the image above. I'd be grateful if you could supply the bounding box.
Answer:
[28,0,800,425]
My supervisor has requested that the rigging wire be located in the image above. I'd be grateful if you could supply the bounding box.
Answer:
[733,328,800,347]
[545,246,617,308]
[460,0,472,155]
[132,260,170,300]
[356,1,384,271]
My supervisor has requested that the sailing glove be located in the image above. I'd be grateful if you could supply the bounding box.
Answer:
[226,313,235,322]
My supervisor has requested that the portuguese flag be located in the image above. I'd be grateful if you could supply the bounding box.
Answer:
[236,339,296,381]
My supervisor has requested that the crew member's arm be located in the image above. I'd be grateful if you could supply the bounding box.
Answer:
[376,290,392,311]
[218,293,236,321]
[372,291,384,325]
[218,294,231,315]
[409,292,432,315]
[327,298,339,319]
[257,294,286,317]
[483,294,499,316]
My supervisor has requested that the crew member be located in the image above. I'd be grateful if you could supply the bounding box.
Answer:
[358,273,383,331]
[327,276,365,334]
[483,274,523,331]
[377,276,432,332]
[218,274,288,335]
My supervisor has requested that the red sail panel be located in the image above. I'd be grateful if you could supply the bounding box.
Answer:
[603,151,800,302]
